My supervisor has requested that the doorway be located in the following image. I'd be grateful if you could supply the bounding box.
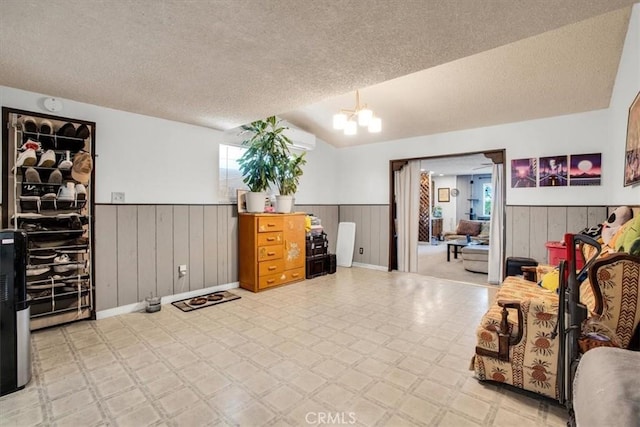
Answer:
[389,150,505,285]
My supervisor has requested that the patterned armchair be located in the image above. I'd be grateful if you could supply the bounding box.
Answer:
[471,252,640,401]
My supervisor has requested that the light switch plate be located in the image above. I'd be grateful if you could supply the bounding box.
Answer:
[111,192,125,203]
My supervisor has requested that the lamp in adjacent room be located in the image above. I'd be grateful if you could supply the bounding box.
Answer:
[332,90,382,135]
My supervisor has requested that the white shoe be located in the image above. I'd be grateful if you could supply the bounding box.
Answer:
[58,151,72,170]
[16,148,37,167]
[38,150,56,167]
[75,184,87,201]
[57,182,76,202]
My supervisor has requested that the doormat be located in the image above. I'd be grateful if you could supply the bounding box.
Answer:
[171,290,240,312]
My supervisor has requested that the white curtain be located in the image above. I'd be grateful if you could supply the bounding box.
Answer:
[395,160,421,272]
[488,163,505,284]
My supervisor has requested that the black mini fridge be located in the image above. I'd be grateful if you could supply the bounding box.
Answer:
[0,230,31,396]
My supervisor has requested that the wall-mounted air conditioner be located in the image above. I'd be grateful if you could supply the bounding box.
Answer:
[222,123,316,151]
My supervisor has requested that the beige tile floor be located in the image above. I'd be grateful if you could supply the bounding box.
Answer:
[0,268,568,426]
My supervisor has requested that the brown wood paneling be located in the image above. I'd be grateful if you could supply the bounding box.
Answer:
[203,206,219,286]
[547,206,568,243]
[369,206,381,266]
[95,205,118,311]
[156,205,174,297]
[189,205,205,291]
[511,206,530,257]
[217,205,229,285]
[117,205,138,305]
[529,206,548,263]
[228,205,239,283]
[567,206,588,234]
[173,205,190,294]
[137,205,157,300]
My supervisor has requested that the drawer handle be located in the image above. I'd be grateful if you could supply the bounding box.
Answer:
[267,252,276,256]
[267,223,276,227]
[266,237,275,241]
[267,279,275,284]
[268,266,277,271]
[292,273,300,278]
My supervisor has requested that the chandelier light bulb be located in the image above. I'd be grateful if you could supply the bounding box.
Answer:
[333,113,347,130]
[344,120,358,135]
[357,108,372,127]
[368,116,382,133]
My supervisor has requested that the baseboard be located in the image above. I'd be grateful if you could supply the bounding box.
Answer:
[351,262,388,271]
[96,282,240,320]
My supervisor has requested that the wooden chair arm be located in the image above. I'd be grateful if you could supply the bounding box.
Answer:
[492,300,524,361]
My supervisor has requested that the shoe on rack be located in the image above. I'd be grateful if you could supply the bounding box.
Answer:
[24,167,41,183]
[38,150,56,167]
[57,182,76,202]
[26,265,50,277]
[16,148,37,167]
[20,139,41,151]
[22,184,41,197]
[75,124,91,140]
[58,151,72,170]
[21,116,38,133]
[39,119,53,135]
[29,252,57,265]
[57,122,76,137]
[75,184,87,201]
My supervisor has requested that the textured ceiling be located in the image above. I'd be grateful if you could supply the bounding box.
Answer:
[0,1,636,148]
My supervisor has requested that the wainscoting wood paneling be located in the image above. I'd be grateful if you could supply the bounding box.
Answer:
[156,205,174,298]
[117,206,138,306]
[505,205,609,263]
[94,204,245,311]
[189,206,205,292]
[95,205,117,311]
[137,205,157,302]
[339,205,389,267]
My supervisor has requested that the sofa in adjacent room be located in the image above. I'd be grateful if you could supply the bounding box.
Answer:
[443,219,490,243]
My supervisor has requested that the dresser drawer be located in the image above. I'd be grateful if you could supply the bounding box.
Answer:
[258,260,284,276]
[284,267,305,283]
[258,245,283,261]
[258,216,283,232]
[257,232,282,246]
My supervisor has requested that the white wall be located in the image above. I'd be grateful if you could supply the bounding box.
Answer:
[431,175,457,232]
[0,86,340,204]
[337,4,640,206]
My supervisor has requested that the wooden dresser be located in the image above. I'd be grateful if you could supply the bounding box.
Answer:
[238,213,306,292]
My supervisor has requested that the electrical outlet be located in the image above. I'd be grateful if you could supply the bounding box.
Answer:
[178,265,187,277]
[359,247,364,254]
[111,192,125,203]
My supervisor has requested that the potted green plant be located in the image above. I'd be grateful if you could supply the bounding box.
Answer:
[274,151,306,213]
[237,116,291,213]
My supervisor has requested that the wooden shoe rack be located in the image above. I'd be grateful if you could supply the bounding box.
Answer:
[2,108,96,330]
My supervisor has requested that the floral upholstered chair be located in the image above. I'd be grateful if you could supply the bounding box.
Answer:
[471,252,640,401]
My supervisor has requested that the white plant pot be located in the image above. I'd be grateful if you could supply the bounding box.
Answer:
[246,191,266,213]
[275,195,294,213]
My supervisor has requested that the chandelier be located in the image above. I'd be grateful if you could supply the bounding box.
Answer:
[332,90,382,135]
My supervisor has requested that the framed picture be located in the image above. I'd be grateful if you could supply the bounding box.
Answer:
[569,153,601,186]
[237,189,247,213]
[624,91,640,186]
[511,158,537,188]
[438,187,450,202]
[539,155,568,187]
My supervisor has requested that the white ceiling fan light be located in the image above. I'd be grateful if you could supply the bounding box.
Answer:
[357,108,372,126]
[344,120,358,135]
[333,90,381,136]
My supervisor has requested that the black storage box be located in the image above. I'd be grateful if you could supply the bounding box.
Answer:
[328,253,336,274]
[306,255,328,279]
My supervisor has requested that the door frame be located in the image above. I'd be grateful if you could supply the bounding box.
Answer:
[388,149,505,272]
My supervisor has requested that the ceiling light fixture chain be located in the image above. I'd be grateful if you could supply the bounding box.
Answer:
[332,90,381,135]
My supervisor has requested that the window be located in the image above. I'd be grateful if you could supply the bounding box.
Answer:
[483,183,493,217]
[219,144,247,202]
